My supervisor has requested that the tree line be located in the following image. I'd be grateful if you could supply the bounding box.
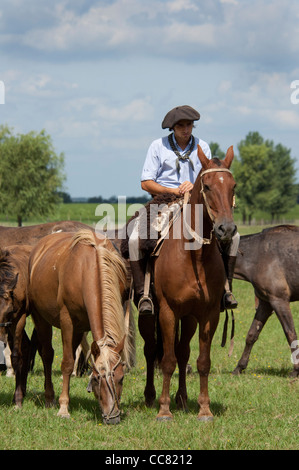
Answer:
[0,125,297,226]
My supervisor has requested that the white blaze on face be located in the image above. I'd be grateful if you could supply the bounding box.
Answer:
[219,176,224,183]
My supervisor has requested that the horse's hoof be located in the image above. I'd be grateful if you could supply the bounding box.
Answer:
[289,369,299,378]
[57,410,70,419]
[197,415,214,422]
[45,400,56,408]
[156,413,173,421]
[232,367,243,376]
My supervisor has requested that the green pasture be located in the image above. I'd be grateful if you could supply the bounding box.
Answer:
[1,202,299,227]
[0,212,298,450]
[0,272,298,450]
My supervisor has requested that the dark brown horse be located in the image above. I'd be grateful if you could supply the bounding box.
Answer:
[232,225,299,377]
[138,145,237,421]
[3,229,132,423]
[0,245,33,405]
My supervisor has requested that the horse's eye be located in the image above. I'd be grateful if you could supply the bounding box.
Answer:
[204,184,210,191]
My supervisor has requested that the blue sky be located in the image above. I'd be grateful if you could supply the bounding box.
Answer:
[1,0,299,198]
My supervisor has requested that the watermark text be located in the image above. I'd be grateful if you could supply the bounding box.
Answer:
[290,80,299,104]
[94,196,205,251]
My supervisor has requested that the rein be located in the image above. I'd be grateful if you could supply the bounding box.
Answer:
[183,167,233,246]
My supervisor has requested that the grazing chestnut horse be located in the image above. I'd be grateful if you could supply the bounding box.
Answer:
[0,221,94,381]
[139,145,237,421]
[232,225,299,377]
[28,229,133,424]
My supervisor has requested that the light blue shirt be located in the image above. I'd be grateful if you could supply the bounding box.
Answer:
[141,135,211,188]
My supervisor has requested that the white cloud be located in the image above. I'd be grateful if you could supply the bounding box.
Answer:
[1,0,299,197]
[1,0,298,69]
[167,0,199,12]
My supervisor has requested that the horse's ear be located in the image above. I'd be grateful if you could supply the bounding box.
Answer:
[91,341,100,359]
[197,145,210,169]
[114,335,125,354]
[223,146,234,169]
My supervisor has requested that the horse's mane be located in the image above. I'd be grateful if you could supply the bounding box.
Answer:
[0,249,17,295]
[71,230,132,368]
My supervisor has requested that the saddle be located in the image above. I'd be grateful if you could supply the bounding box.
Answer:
[120,193,185,260]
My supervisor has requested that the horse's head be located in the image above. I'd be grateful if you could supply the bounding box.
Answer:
[0,249,20,338]
[197,145,237,243]
[89,335,126,425]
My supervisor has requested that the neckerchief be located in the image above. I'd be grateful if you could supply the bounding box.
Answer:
[168,133,195,174]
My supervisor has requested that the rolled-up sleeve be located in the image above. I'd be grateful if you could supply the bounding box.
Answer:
[141,141,160,182]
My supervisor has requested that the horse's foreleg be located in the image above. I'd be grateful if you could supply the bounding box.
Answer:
[175,315,197,411]
[197,310,219,422]
[58,308,80,418]
[232,299,273,375]
[156,305,177,421]
[138,315,157,407]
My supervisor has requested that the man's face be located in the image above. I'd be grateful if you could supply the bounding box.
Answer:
[173,120,193,144]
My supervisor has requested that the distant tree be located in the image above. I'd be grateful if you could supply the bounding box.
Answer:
[0,126,65,226]
[58,191,72,203]
[209,142,225,159]
[232,132,298,224]
[87,196,104,203]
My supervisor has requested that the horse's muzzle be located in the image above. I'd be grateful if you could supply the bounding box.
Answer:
[214,221,237,243]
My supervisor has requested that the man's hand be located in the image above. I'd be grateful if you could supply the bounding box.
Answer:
[178,181,193,195]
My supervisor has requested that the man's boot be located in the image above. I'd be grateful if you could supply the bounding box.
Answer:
[130,259,154,316]
[222,255,238,310]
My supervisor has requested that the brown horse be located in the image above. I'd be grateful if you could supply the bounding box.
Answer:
[232,225,299,377]
[0,220,92,247]
[138,145,237,421]
[0,245,33,405]
[27,229,133,424]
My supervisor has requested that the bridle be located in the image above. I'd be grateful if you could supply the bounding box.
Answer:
[0,321,12,327]
[88,346,124,423]
[183,167,234,246]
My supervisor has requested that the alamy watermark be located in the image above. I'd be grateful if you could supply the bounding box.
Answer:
[94,196,205,250]
[291,340,299,365]
[290,80,299,104]
[0,81,5,104]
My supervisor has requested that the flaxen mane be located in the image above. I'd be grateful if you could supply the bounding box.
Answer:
[71,230,133,368]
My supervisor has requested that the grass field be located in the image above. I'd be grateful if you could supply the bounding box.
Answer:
[1,201,299,227]
[0,211,298,450]
[0,282,297,451]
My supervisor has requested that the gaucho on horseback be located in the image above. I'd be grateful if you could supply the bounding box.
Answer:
[124,105,239,315]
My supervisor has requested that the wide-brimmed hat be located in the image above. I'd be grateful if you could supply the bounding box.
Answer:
[161,105,200,129]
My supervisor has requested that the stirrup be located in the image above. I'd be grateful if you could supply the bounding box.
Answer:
[222,291,238,309]
[137,295,154,316]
